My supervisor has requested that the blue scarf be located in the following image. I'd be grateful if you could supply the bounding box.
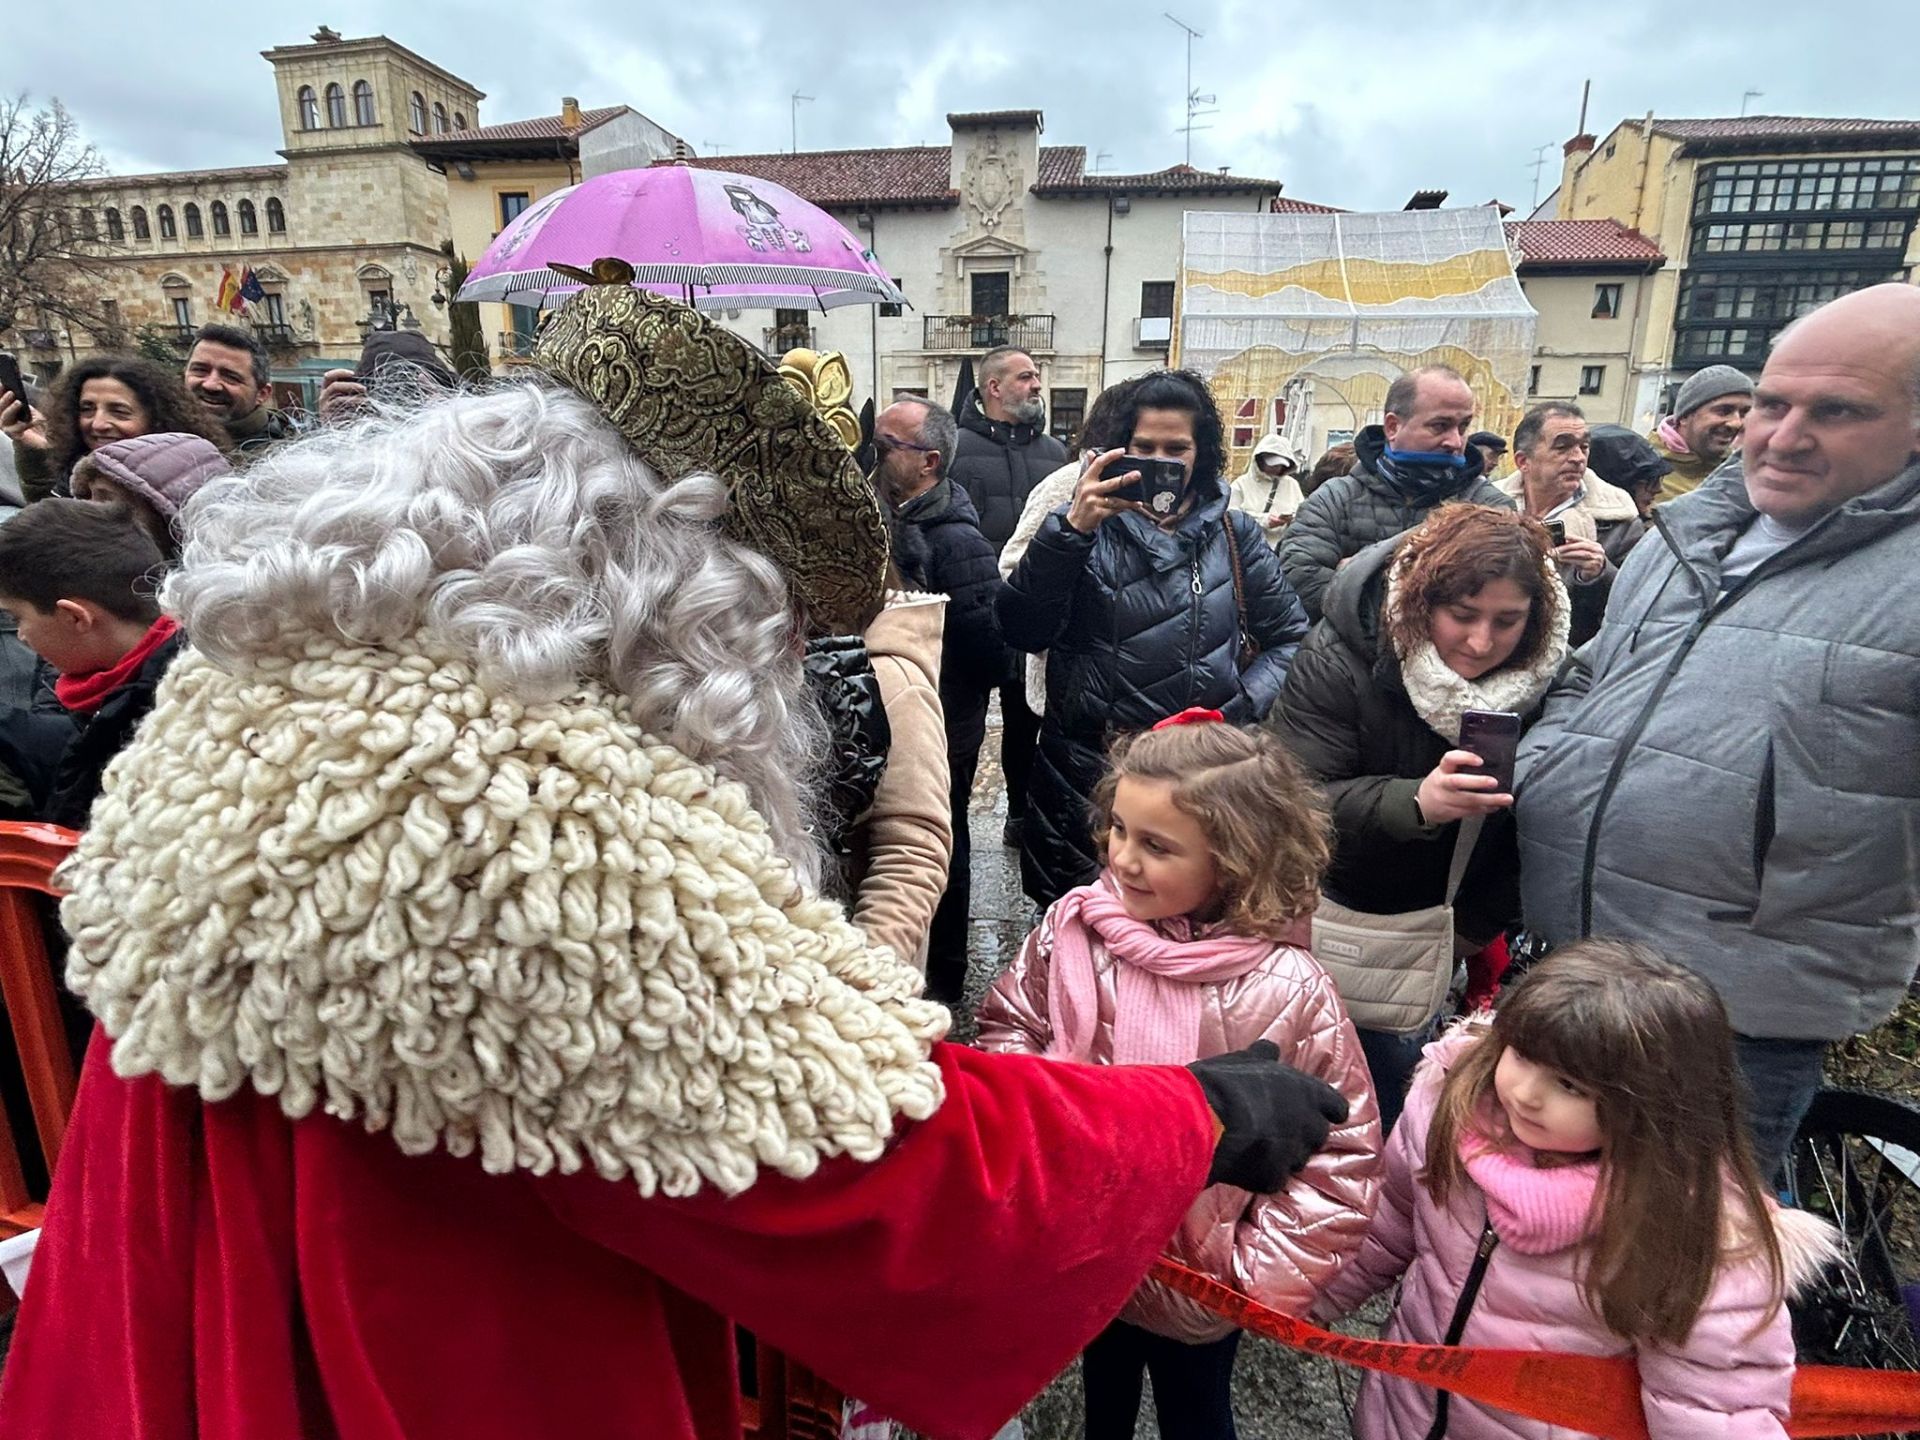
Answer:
[1377,445,1472,500]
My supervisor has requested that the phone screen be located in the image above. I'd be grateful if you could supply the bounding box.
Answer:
[1458,709,1523,796]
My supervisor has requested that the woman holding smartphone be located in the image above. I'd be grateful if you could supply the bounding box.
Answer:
[1266,504,1568,1127]
[998,368,1311,911]
[1,355,228,502]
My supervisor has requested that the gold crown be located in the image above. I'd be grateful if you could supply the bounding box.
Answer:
[533,275,886,635]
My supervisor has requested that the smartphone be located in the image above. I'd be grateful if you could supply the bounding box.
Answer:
[1544,518,1567,547]
[0,352,25,413]
[1458,708,1523,796]
[1108,456,1187,519]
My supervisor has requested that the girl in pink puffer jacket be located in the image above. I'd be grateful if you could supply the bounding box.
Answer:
[1315,940,1842,1440]
[978,712,1380,1440]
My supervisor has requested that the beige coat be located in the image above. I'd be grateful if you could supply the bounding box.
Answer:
[848,592,953,972]
[1492,468,1639,547]
[977,888,1381,1341]
[1229,433,1308,549]
[998,460,1081,716]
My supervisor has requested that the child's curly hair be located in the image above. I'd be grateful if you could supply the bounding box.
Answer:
[1385,502,1562,674]
[1090,722,1332,939]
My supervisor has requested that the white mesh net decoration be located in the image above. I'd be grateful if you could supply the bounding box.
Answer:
[1173,206,1537,476]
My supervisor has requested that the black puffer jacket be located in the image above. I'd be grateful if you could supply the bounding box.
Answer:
[892,477,1004,756]
[803,633,892,893]
[1265,538,1524,942]
[1278,425,1512,622]
[45,630,186,829]
[999,474,1311,906]
[948,391,1069,550]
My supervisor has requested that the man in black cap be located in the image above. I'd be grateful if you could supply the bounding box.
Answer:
[1467,429,1508,478]
[317,331,458,422]
[1587,424,1673,520]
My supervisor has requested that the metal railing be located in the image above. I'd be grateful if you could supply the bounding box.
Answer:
[158,324,196,350]
[922,314,1054,352]
[764,325,817,354]
[253,323,299,347]
[497,329,538,362]
[20,329,56,350]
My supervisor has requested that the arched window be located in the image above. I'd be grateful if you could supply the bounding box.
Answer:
[353,79,375,126]
[325,83,347,128]
[297,86,319,130]
[157,204,177,240]
[266,198,286,234]
[183,203,203,238]
[432,102,449,134]
[130,206,150,240]
[105,207,124,241]
[211,200,230,236]
[237,198,258,234]
[408,91,427,134]
[79,208,98,240]
[453,112,467,130]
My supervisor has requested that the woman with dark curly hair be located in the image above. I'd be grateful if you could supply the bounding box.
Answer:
[1267,503,1570,1126]
[999,368,1312,910]
[1,354,230,502]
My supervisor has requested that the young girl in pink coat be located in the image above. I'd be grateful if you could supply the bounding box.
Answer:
[978,711,1381,1440]
[1315,941,1841,1440]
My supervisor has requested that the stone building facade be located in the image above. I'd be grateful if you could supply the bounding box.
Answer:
[1548,114,1920,419]
[1505,218,1666,429]
[638,111,1315,447]
[38,28,482,410]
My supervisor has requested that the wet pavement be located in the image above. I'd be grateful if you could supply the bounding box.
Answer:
[958,704,1368,1440]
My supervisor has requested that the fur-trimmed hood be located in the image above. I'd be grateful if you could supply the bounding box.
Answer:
[60,638,948,1198]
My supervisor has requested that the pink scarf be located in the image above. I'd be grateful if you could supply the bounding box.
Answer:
[1044,875,1278,1066]
[1460,1114,1603,1255]
[1656,417,1693,457]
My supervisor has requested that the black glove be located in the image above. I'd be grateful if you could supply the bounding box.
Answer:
[1188,1040,1349,1193]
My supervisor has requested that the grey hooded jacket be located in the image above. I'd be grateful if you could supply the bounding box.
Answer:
[1515,456,1920,1041]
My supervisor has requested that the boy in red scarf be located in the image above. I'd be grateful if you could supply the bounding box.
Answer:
[0,498,181,828]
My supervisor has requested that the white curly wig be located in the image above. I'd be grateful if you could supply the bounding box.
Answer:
[166,380,829,885]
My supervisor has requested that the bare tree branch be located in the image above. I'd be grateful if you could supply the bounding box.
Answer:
[0,93,123,343]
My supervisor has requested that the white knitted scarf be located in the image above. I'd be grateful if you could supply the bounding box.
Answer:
[1384,562,1571,744]
[60,638,948,1197]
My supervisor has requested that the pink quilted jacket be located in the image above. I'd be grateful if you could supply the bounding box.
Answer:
[976,890,1381,1343]
[1315,1028,1841,1440]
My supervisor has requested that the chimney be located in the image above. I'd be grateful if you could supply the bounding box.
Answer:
[1558,133,1597,218]
[561,96,583,129]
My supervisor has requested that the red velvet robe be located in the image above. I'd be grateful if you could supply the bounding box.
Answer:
[0,1034,1214,1440]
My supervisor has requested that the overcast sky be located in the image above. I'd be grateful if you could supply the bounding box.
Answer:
[8,1,1919,214]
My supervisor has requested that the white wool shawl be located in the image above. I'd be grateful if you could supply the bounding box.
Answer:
[1385,563,1571,744]
[60,639,948,1197]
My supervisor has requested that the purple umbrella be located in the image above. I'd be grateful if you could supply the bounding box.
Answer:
[457,165,905,313]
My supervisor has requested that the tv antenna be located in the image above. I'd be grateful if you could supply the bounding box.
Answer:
[1528,142,1555,210]
[1164,13,1216,167]
[1092,149,1114,173]
[1741,89,1764,116]
[704,141,731,156]
[790,92,814,154]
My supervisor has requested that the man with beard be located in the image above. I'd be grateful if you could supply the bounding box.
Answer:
[183,324,296,457]
[949,347,1063,850]
[1649,364,1752,502]
[1278,365,1513,622]
[1492,401,1643,644]
[873,395,1004,1004]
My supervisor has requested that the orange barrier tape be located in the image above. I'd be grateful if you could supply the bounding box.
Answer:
[1149,1257,1920,1438]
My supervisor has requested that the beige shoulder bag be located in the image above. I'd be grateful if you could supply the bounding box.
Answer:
[1311,815,1484,1035]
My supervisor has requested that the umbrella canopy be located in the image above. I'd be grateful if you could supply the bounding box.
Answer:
[457,166,906,313]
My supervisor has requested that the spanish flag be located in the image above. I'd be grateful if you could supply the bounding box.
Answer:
[215,268,242,313]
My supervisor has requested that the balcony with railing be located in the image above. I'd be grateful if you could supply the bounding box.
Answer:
[253,322,300,348]
[922,314,1054,353]
[21,329,57,351]
[157,324,197,350]
[764,325,817,355]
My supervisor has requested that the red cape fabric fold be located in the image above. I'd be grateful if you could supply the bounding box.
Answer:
[0,1034,1214,1440]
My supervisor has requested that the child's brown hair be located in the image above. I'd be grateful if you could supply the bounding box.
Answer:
[1091,721,1331,939]
[1423,940,1785,1346]
[0,499,164,622]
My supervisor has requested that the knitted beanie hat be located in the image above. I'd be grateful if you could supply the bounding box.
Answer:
[1672,364,1754,419]
[76,432,233,520]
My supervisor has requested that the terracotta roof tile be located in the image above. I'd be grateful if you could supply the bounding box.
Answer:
[414,105,626,146]
[1505,218,1665,266]
[1269,195,1344,214]
[672,147,958,207]
[1651,115,1920,143]
[1034,161,1287,195]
